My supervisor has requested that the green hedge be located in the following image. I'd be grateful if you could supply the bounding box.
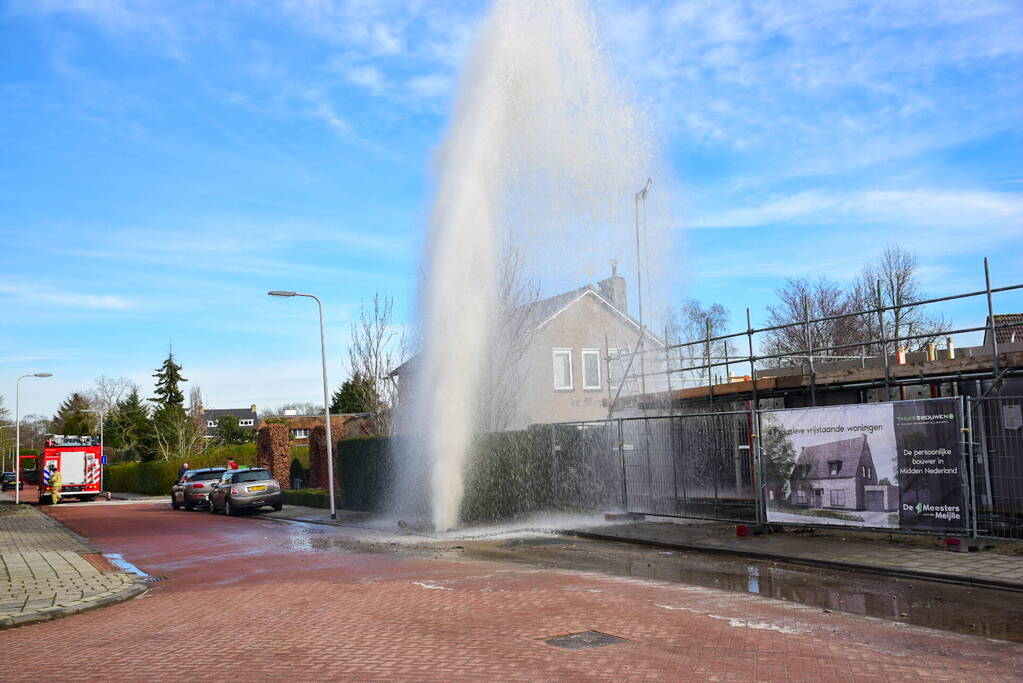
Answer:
[339,436,391,512]
[337,430,555,524]
[106,460,181,496]
[106,443,300,495]
[283,488,337,509]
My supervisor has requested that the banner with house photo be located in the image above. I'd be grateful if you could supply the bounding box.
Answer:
[761,399,965,532]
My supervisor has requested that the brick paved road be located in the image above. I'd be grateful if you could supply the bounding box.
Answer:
[3,502,1021,682]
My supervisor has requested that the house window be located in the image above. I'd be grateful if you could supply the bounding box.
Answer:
[207,420,218,428]
[830,490,846,507]
[239,419,254,427]
[290,429,310,439]
[553,349,573,391]
[829,460,842,476]
[796,490,807,504]
[862,465,872,478]
[582,349,601,390]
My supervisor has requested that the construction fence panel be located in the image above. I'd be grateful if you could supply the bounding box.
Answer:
[969,396,1023,539]
[549,420,624,512]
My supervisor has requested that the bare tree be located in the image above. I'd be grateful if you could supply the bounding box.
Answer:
[474,247,542,432]
[260,402,322,418]
[852,245,948,353]
[667,299,737,381]
[153,386,206,460]
[349,291,405,434]
[86,375,138,413]
[762,276,865,366]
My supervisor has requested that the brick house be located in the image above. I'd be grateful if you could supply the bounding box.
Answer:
[255,414,374,444]
[789,434,883,511]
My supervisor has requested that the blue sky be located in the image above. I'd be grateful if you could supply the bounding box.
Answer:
[2,0,1021,417]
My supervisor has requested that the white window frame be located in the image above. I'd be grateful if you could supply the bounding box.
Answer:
[581,348,602,391]
[552,348,574,391]
[207,420,217,428]
[291,428,310,439]
[239,419,254,427]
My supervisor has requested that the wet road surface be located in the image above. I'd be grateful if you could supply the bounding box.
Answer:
[3,501,1022,681]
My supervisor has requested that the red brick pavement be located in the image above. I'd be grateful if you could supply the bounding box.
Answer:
[2,502,1020,682]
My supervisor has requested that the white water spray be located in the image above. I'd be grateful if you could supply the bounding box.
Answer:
[399,0,665,530]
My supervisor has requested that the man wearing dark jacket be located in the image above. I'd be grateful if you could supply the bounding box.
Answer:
[177,462,190,482]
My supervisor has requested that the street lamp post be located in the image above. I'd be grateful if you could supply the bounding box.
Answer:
[268,291,336,520]
[634,178,652,402]
[15,373,53,504]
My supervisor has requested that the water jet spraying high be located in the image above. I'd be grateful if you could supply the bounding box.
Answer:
[396,0,666,530]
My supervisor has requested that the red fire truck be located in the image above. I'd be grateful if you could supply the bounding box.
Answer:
[36,435,103,504]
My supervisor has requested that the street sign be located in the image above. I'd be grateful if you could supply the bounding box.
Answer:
[101,455,108,464]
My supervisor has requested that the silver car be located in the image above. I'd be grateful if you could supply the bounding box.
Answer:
[207,468,283,516]
[171,467,226,511]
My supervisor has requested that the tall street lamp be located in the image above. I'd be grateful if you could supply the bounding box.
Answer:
[268,291,336,520]
[634,178,652,402]
[16,373,53,505]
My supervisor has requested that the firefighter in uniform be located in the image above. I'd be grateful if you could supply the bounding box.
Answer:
[47,464,62,504]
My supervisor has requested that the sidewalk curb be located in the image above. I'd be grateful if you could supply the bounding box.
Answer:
[563,529,1023,593]
[0,578,148,631]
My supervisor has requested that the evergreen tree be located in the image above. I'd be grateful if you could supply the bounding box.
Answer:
[330,370,379,414]
[107,388,154,461]
[50,392,94,436]
[151,352,187,407]
[213,414,253,446]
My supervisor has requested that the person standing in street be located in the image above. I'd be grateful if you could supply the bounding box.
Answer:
[177,462,190,482]
[48,464,63,504]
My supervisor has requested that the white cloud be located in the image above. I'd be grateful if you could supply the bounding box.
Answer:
[0,281,136,310]
[691,189,1023,234]
[345,65,386,94]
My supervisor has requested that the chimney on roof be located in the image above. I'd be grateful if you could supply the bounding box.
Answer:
[250,404,256,413]
[598,266,627,313]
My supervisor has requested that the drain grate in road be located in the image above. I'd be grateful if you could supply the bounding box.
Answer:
[143,576,169,583]
[544,630,628,650]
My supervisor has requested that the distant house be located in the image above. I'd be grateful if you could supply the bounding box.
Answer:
[391,269,664,429]
[984,313,1023,346]
[204,405,258,439]
[788,434,895,511]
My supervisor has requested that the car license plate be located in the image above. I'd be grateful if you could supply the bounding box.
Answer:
[248,485,267,492]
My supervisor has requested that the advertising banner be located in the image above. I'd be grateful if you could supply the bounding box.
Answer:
[761,399,965,532]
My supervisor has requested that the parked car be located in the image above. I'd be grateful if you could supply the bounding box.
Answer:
[171,467,226,511]
[207,468,283,516]
[1,472,24,491]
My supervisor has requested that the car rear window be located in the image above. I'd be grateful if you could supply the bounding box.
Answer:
[192,471,223,481]
[234,470,272,483]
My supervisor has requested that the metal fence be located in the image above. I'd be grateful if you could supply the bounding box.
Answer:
[545,397,1023,538]
[547,410,757,523]
[970,397,1023,538]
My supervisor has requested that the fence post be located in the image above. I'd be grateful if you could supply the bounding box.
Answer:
[963,397,978,538]
[803,295,816,406]
[984,257,1001,383]
[876,280,891,401]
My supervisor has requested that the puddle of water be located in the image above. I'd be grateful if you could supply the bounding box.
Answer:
[481,539,1023,642]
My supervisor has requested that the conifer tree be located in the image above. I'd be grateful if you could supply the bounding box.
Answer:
[151,352,187,407]
[107,388,154,460]
[50,392,95,436]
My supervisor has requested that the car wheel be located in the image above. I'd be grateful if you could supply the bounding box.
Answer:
[272,502,283,512]
[183,497,194,511]
[171,496,180,510]
[224,498,235,516]
[38,494,50,506]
